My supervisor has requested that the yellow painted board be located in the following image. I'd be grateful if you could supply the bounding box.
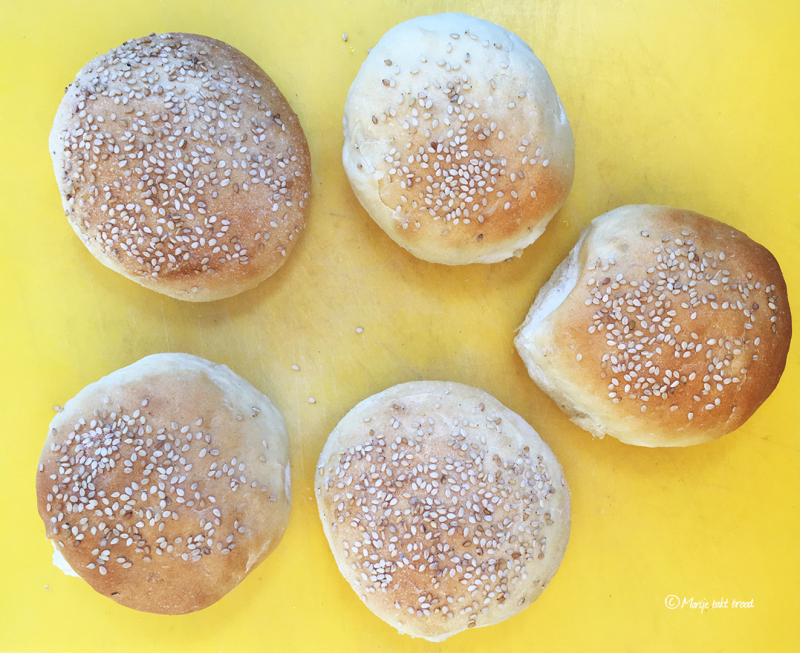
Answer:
[1,0,799,651]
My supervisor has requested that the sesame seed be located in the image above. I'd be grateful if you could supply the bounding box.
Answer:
[309,398,316,404]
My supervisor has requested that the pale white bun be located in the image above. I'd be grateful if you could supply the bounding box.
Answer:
[342,13,574,265]
[315,381,570,641]
[50,33,311,301]
[37,353,292,613]
[515,205,792,447]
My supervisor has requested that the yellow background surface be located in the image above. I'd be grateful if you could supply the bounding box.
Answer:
[1,1,798,651]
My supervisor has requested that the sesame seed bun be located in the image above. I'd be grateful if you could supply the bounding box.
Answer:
[315,381,570,641]
[36,353,291,614]
[515,205,792,447]
[342,13,574,265]
[50,33,311,301]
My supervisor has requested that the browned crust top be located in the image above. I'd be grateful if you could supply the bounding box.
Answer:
[527,206,791,445]
[51,33,311,301]
[343,14,573,264]
[316,381,570,639]
[37,354,291,613]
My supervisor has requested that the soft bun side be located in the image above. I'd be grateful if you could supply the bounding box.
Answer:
[515,205,792,447]
[315,381,570,641]
[37,353,291,613]
[343,13,574,265]
[515,230,609,436]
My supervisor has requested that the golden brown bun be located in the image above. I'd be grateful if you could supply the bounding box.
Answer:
[342,13,574,265]
[315,381,570,641]
[50,33,311,301]
[37,353,292,614]
[515,205,792,447]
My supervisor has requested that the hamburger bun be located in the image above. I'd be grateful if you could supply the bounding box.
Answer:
[37,353,292,613]
[50,33,311,301]
[342,13,574,265]
[515,205,792,447]
[315,381,570,641]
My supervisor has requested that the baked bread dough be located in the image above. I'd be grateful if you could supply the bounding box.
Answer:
[315,381,570,641]
[343,13,574,265]
[50,33,311,301]
[515,205,792,446]
[37,353,292,613]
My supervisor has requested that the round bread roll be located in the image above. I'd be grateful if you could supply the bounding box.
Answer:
[515,205,792,447]
[50,33,311,301]
[37,353,292,614]
[342,13,574,265]
[315,381,570,641]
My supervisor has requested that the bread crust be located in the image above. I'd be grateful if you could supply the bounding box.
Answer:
[515,205,792,446]
[343,13,574,265]
[50,33,311,301]
[37,353,291,613]
[315,381,570,641]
